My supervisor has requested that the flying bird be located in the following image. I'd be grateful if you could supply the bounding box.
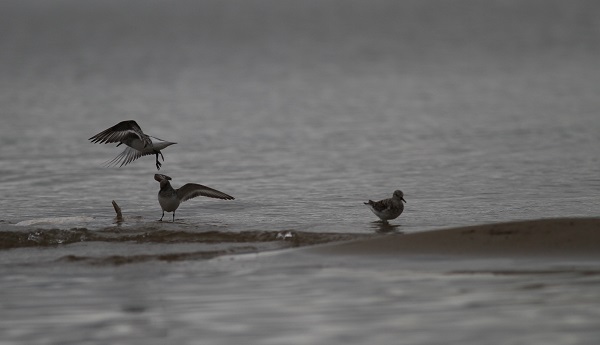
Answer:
[364,190,406,223]
[89,120,176,170]
[154,174,235,222]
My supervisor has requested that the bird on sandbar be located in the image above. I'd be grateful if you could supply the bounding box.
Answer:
[89,120,176,170]
[364,190,406,223]
[154,174,235,222]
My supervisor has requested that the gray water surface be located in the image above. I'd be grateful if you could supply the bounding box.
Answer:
[1,0,600,344]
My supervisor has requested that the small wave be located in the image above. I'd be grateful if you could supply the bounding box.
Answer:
[0,226,374,252]
[15,216,96,227]
[57,246,261,266]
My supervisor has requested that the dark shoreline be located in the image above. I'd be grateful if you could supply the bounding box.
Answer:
[3,218,599,265]
[309,218,600,258]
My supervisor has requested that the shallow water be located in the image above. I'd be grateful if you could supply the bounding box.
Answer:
[1,0,600,343]
[3,251,600,344]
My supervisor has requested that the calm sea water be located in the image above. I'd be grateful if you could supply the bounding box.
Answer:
[1,0,599,343]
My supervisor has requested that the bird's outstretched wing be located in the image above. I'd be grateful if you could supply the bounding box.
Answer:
[103,146,154,167]
[177,184,235,202]
[89,120,145,144]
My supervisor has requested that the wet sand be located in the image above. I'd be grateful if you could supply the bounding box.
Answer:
[311,218,600,258]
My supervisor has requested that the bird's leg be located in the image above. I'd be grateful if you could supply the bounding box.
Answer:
[172,212,175,222]
[159,151,165,161]
[155,152,162,170]
[159,211,164,221]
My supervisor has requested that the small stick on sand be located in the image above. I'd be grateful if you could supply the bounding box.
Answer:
[112,200,123,222]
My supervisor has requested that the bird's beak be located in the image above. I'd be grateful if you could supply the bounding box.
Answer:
[401,197,406,203]
[154,174,171,182]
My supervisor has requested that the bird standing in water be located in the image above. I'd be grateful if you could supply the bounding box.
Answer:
[154,174,234,222]
[364,190,406,223]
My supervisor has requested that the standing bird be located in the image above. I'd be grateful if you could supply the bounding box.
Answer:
[364,190,406,223]
[89,120,176,170]
[154,174,235,222]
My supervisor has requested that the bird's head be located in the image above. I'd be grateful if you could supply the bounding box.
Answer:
[154,174,172,182]
[393,190,406,203]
